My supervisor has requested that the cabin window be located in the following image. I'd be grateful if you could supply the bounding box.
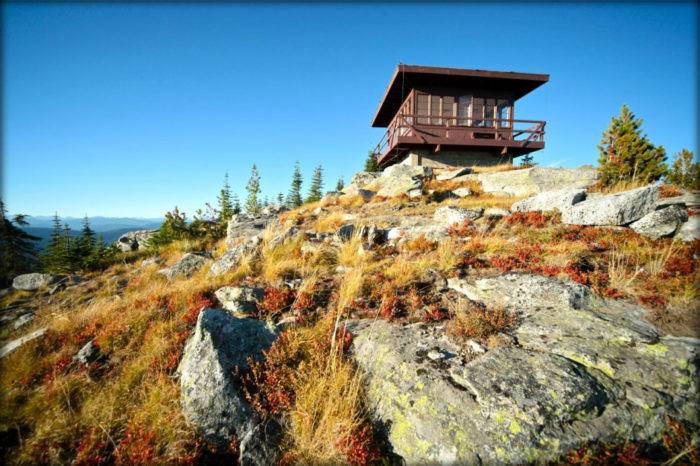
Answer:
[430,96,441,124]
[457,95,471,125]
[485,98,496,127]
[416,94,429,124]
[442,96,455,125]
[497,99,511,128]
[472,98,484,127]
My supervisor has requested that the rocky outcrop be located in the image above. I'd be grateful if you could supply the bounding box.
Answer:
[629,205,689,239]
[115,230,156,252]
[561,184,659,226]
[178,308,280,463]
[348,273,698,464]
[0,327,47,359]
[159,253,211,280]
[675,215,700,242]
[226,216,270,247]
[484,207,510,220]
[215,286,265,314]
[341,172,380,196]
[210,236,262,276]
[73,340,103,365]
[12,273,65,291]
[436,167,472,181]
[376,165,432,198]
[450,187,473,198]
[433,206,483,225]
[455,166,599,196]
[511,189,587,213]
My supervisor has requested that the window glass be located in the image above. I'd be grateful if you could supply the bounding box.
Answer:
[497,99,510,128]
[442,96,455,125]
[472,98,484,127]
[416,94,429,124]
[485,98,496,127]
[430,96,441,124]
[457,96,471,125]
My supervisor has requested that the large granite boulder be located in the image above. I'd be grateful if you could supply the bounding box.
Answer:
[226,216,270,247]
[455,166,599,196]
[0,327,47,359]
[675,215,700,242]
[215,286,265,314]
[376,165,432,198]
[12,273,64,291]
[342,172,381,196]
[115,229,156,252]
[433,206,483,225]
[348,273,698,464]
[629,205,689,239]
[210,236,262,276]
[561,184,659,226]
[158,253,211,280]
[436,167,472,181]
[511,189,587,213]
[178,308,280,463]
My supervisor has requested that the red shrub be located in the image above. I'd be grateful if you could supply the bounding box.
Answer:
[640,294,667,308]
[423,304,448,323]
[662,255,695,277]
[114,425,157,465]
[258,287,296,316]
[448,220,475,237]
[338,424,382,466]
[505,211,557,228]
[379,294,402,320]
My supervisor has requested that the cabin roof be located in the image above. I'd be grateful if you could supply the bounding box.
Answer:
[371,64,549,127]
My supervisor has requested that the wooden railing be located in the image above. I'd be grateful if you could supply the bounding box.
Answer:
[372,113,546,158]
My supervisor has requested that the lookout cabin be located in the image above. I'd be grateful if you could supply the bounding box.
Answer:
[371,64,549,168]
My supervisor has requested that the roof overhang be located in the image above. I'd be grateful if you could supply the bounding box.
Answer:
[371,64,549,127]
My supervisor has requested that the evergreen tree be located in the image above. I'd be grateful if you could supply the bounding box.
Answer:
[364,150,380,172]
[42,213,72,273]
[75,215,96,268]
[520,154,537,168]
[335,177,345,191]
[287,161,303,208]
[0,199,40,286]
[83,235,117,271]
[245,164,262,214]
[597,105,667,187]
[306,165,324,203]
[666,149,699,190]
[232,193,241,214]
[217,173,234,223]
[277,193,284,205]
[262,196,270,207]
[149,207,190,248]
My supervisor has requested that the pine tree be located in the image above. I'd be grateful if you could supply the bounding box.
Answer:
[245,164,261,214]
[277,193,284,205]
[306,165,324,203]
[42,213,72,273]
[149,207,190,248]
[364,150,380,172]
[75,215,96,268]
[218,173,234,223]
[232,193,241,214]
[335,177,345,191]
[666,149,699,190]
[84,234,116,271]
[0,199,40,286]
[287,161,303,208]
[597,105,668,187]
[520,154,536,168]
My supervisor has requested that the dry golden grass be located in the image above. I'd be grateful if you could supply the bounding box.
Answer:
[447,300,516,342]
[338,194,370,209]
[471,163,521,174]
[587,178,648,194]
[314,211,347,233]
[260,233,305,282]
[0,247,236,465]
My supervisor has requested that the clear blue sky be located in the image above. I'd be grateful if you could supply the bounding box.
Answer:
[3,2,697,218]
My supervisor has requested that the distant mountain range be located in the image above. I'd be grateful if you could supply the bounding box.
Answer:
[18,216,163,249]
